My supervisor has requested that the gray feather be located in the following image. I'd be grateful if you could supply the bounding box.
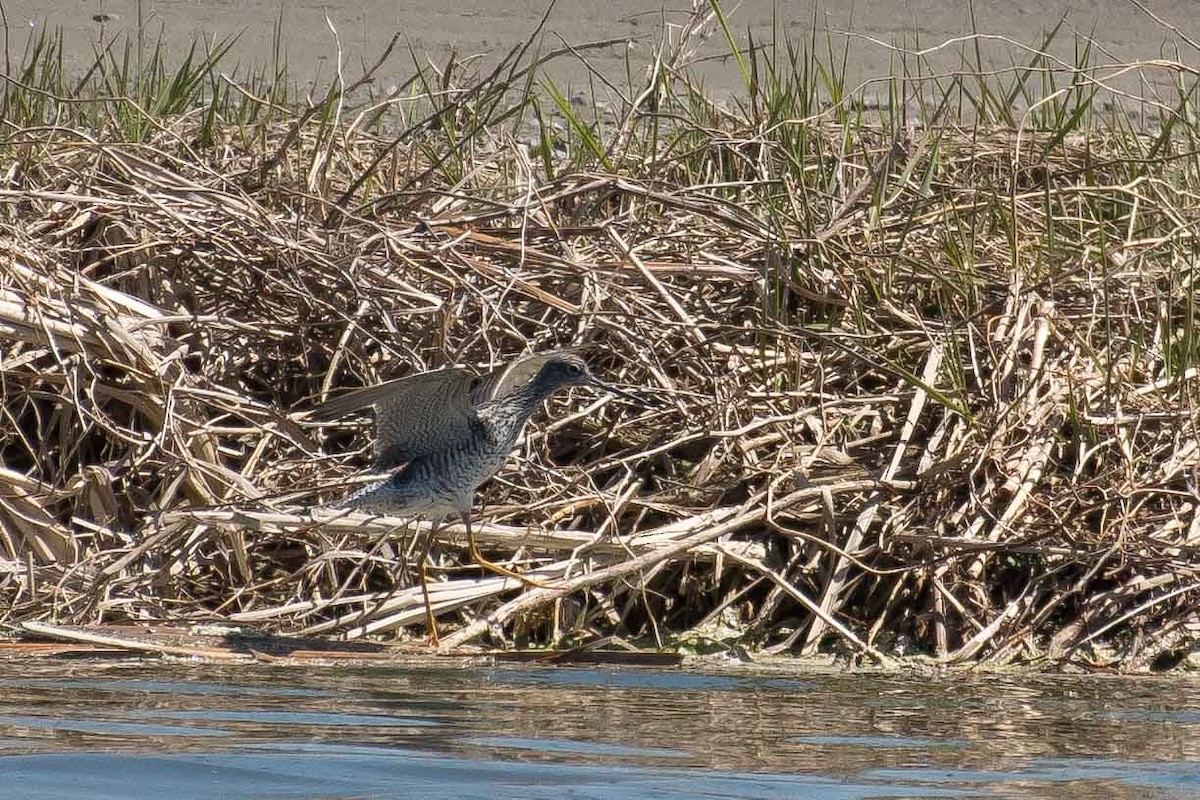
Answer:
[312,349,581,470]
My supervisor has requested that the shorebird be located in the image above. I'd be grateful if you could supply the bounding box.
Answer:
[313,350,641,584]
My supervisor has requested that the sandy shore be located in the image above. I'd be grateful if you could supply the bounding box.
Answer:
[4,1,1197,97]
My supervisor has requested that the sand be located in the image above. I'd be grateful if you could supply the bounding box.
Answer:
[4,0,1197,97]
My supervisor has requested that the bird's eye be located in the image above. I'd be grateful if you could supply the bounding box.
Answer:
[568,363,583,374]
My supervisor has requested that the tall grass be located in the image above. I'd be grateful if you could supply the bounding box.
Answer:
[2,3,1200,668]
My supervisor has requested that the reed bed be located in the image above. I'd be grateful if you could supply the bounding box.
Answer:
[2,5,1199,668]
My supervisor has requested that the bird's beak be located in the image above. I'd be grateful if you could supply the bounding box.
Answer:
[589,377,650,408]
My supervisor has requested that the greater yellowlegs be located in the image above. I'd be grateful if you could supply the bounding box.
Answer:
[314,350,641,582]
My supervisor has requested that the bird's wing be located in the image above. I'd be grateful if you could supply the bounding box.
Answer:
[312,367,478,469]
[313,348,586,469]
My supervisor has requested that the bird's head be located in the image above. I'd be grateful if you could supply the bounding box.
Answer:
[533,353,596,393]
[532,353,644,405]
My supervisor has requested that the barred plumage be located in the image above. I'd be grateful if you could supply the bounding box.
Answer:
[313,350,642,585]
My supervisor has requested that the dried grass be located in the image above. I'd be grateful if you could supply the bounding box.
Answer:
[2,9,1200,667]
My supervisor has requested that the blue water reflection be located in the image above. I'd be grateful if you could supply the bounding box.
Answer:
[0,662,1198,799]
[7,748,976,800]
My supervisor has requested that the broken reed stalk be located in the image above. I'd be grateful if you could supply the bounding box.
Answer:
[2,9,1200,668]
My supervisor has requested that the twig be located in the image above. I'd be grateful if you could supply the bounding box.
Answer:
[20,621,252,661]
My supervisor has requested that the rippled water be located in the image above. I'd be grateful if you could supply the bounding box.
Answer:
[2,658,1199,799]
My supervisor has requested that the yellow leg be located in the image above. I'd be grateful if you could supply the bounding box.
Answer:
[418,521,439,646]
[463,512,554,589]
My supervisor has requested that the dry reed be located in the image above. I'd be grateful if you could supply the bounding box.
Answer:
[2,7,1199,669]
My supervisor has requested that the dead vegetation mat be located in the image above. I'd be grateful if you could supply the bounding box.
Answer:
[2,93,1199,669]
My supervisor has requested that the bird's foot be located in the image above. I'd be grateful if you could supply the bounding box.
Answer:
[469,546,557,589]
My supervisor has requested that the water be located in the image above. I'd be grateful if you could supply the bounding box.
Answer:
[1,658,1199,799]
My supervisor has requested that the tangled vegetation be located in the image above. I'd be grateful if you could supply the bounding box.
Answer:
[2,4,1199,669]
